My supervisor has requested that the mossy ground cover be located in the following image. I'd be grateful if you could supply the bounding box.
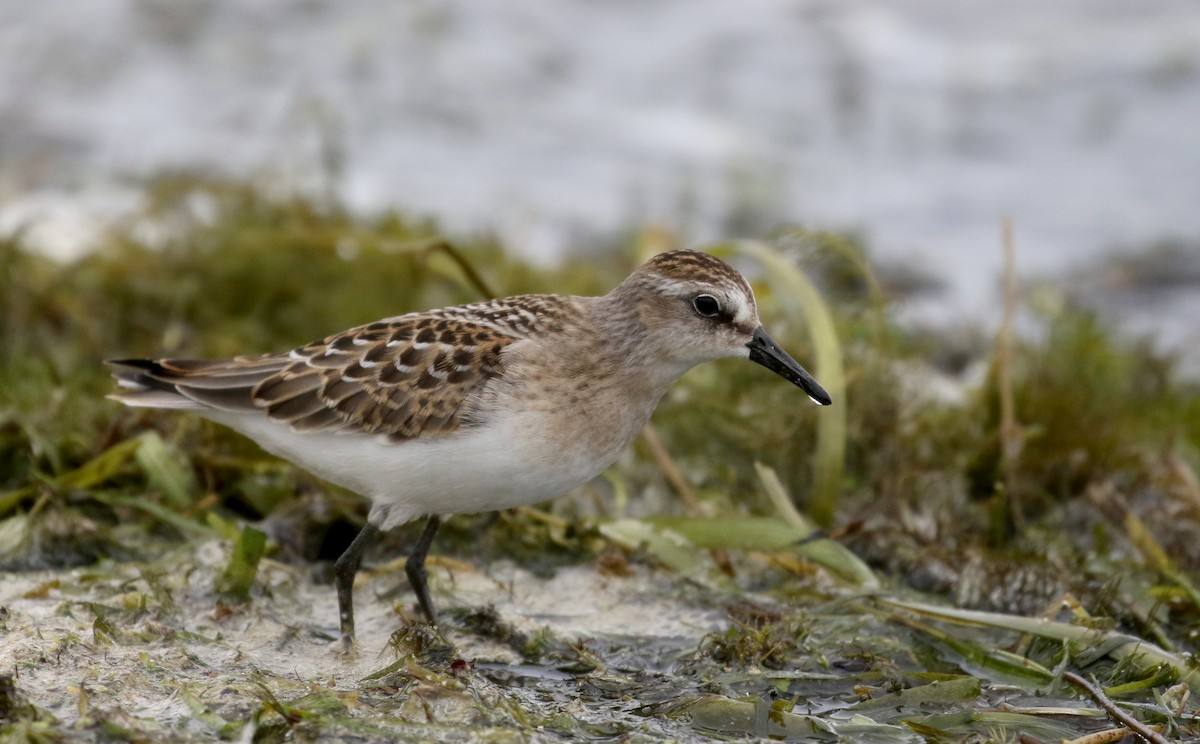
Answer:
[3,177,1200,742]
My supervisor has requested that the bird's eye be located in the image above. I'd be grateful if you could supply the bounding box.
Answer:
[692,293,721,318]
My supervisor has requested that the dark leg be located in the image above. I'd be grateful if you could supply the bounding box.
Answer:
[333,522,379,648]
[406,516,442,626]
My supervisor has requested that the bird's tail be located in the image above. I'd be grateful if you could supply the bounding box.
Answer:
[105,356,288,411]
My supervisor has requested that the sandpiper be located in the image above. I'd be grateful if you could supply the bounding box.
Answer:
[108,250,831,645]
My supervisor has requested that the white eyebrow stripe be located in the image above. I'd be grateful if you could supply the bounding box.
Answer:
[731,299,755,325]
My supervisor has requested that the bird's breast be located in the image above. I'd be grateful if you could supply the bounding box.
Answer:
[491,357,665,464]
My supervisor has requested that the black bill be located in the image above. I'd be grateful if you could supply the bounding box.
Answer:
[747,327,832,406]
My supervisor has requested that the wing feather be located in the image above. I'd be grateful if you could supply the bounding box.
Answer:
[109,313,529,440]
[108,295,575,440]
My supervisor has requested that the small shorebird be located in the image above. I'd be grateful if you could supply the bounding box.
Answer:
[108,250,830,645]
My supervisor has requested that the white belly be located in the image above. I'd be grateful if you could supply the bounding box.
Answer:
[206,409,619,530]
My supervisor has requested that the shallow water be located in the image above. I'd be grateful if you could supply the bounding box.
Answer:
[3,0,1199,356]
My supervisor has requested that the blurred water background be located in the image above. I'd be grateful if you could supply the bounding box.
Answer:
[2,0,1198,367]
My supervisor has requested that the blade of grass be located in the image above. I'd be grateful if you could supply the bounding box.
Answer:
[911,710,1083,742]
[755,461,811,532]
[415,239,498,298]
[878,597,1200,688]
[850,674,981,714]
[641,423,704,516]
[90,493,211,538]
[995,216,1027,533]
[132,432,195,510]
[218,525,268,601]
[54,437,143,491]
[710,240,845,527]
[673,694,910,741]
[0,487,34,518]
[755,462,879,589]
[886,612,1055,688]
[643,514,877,588]
[598,518,705,575]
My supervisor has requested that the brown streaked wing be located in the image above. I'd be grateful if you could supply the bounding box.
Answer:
[253,315,520,440]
